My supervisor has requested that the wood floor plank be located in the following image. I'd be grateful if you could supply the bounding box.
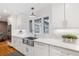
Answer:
[0,41,16,56]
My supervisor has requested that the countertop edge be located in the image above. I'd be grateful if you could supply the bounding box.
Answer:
[34,39,79,52]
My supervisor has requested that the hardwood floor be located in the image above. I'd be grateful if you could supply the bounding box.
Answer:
[0,41,16,56]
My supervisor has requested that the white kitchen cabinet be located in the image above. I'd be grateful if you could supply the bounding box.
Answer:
[62,48,79,56]
[12,36,34,56]
[12,36,20,50]
[52,3,64,29]
[50,45,67,56]
[65,3,79,28]
[12,36,79,56]
[12,14,27,30]
[12,36,18,49]
[34,42,49,56]
[52,3,79,28]
[19,14,28,29]
[16,15,23,29]
[11,36,26,55]
[16,37,25,54]
[50,45,79,56]
[51,3,79,29]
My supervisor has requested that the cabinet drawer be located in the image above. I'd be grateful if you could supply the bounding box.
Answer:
[50,45,79,56]
[63,49,79,56]
[53,46,79,56]
[50,45,67,56]
[34,42,49,47]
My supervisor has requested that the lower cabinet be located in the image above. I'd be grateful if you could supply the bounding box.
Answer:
[12,36,26,55]
[17,38,26,55]
[50,45,68,56]
[12,36,18,49]
[12,37,79,56]
[34,42,79,56]
[34,42,49,56]
[50,45,79,56]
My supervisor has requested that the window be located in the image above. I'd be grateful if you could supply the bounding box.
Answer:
[34,18,42,33]
[43,16,49,33]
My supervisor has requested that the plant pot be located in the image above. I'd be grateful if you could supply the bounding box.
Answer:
[63,38,76,43]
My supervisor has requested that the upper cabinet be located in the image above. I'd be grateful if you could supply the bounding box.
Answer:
[52,3,79,29]
[16,15,22,29]
[16,14,27,30]
[65,3,79,28]
[52,3,65,29]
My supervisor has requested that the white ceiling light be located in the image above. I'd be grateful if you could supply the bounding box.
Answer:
[3,9,8,13]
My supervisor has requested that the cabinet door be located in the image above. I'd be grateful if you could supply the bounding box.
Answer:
[50,45,79,56]
[52,3,64,29]
[12,36,26,55]
[12,36,15,47]
[65,3,79,28]
[16,38,22,53]
[50,45,67,56]
[12,36,18,49]
[62,49,79,56]
[17,38,26,55]
[25,45,34,56]
[34,42,49,56]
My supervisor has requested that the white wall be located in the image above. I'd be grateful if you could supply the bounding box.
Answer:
[49,3,65,38]
[51,3,64,29]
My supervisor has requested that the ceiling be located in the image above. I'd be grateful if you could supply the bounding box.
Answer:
[0,3,51,22]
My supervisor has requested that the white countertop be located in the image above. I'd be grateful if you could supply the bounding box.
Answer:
[12,34,27,38]
[12,33,34,38]
[34,38,79,52]
[12,29,34,38]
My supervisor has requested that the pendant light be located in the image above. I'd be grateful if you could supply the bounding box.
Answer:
[30,7,36,17]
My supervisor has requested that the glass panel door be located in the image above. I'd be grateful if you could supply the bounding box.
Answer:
[43,16,49,33]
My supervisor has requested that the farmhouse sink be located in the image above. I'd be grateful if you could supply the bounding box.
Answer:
[26,37,37,40]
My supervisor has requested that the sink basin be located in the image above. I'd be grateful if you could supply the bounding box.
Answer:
[26,37,37,40]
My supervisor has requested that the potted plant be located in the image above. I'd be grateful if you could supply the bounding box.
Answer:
[62,33,78,43]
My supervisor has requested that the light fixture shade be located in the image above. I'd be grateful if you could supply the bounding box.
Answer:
[3,9,7,13]
[29,15,36,17]
[30,7,36,17]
